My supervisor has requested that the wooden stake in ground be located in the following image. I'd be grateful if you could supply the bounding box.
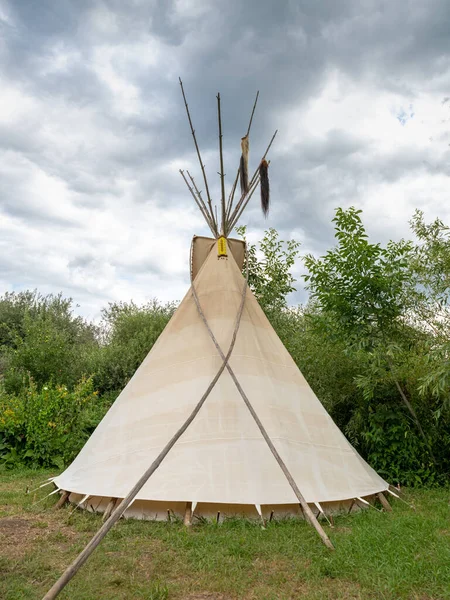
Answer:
[102,498,118,522]
[183,501,193,526]
[377,492,393,512]
[54,491,70,510]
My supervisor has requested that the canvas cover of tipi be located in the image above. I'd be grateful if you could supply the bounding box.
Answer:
[54,234,388,520]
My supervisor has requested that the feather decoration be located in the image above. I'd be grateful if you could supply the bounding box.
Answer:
[240,135,249,196]
[259,159,270,217]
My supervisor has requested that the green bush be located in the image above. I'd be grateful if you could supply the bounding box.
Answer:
[93,299,176,394]
[0,291,98,393]
[357,405,441,486]
[0,377,101,469]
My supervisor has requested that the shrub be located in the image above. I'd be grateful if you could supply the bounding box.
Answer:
[93,299,176,394]
[0,291,99,393]
[0,377,101,469]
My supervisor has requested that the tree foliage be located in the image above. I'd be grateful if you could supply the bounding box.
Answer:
[303,207,413,342]
[0,377,99,469]
[409,210,450,404]
[236,226,300,315]
[0,291,98,393]
[301,207,449,483]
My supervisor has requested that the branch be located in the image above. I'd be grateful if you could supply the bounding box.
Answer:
[179,170,216,236]
[246,90,259,137]
[386,356,436,464]
[224,92,260,234]
[179,78,217,232]
[217,92,226,235]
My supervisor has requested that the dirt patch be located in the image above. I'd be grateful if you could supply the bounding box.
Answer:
[0,517,36,560]
[186,595,233,600]
[0,514,75,560]
[323,579,363,598]
[0,518,30,529]
[0,516,45,559]
[252,556,311,574]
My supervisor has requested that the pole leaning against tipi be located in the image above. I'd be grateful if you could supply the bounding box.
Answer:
[190,269,334,550]
[42,264,250,600]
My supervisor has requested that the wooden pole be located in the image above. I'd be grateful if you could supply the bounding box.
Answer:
[102,498,118,522]
[225,91,259,228]
[187,170,213,227]
[225,168,240,226]
[246,91,259,138]
[41,269,249,600]
[377,492,393,512]
[179,78,217,235]
[190,269,334,550]
[179,169,216,235]
[228,130,277,229]
[54,491,70,510]
[228,172,262,232]
[183,502,193,526]
[217,93,226,235]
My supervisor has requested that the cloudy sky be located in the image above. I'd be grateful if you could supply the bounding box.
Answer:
[1,0,449,319]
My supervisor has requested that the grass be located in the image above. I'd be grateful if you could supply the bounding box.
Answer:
[0,469,449,599]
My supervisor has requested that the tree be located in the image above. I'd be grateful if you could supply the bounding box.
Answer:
[409,210,450,405]
[303,207,434,458]
[236,226,300,315]
[0,291,98,392]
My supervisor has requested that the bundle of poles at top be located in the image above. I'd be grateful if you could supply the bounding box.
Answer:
[179,78,277,239]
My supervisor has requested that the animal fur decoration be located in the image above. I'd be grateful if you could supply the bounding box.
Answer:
[259,159,270,217]
[240,135,249,196]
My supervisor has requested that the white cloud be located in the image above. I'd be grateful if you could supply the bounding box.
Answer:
[0,0,13,26]
[276,69,450,242]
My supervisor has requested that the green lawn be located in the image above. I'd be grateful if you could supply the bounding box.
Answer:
[0,470,449,600]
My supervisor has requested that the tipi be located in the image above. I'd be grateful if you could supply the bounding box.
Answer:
[52,82,390,546]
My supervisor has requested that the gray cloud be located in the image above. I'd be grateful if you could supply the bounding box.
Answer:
[1,0,449,317]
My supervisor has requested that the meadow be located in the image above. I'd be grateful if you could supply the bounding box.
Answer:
[1,470,449,600]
